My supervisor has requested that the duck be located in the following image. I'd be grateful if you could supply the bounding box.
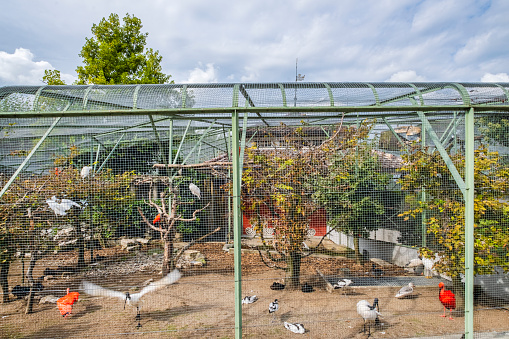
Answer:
[81,269,181,328]
[242,295,258,304]
[395,282,415,298]
[357,298,382,336]
[270,282,285,290]
[284,321,305,334]
[370,264,384,277]
[438,282,456,320]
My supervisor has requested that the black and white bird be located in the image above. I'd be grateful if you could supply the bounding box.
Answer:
[81,269,181,328]
[284,321,306,334]
[242,295,258,304]
[333,278,353,295]
[357,298,382,336]
[395,282,415,299]
[189,183,201,200]
[269,299,279,322]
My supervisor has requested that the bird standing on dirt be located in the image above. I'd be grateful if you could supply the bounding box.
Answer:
[357,298,382,336]
[438,282,456,320]
[189,183,201,199]
[57,288,80,318]
[395,282,415,298]
[81,269,181,328]
[242,295,258,304]
[269,299,279,322]
[284,321,306,334]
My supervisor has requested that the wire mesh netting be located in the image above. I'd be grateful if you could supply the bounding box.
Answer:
[0,83,508,338]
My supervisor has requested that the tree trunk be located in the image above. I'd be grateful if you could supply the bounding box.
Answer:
[25,253,38,314]
[452,275,465,312]
[162,229,176,275]
[0,260,10,303]
[76,221,85,269]
[354,236,362,265]
[286,251,302,289]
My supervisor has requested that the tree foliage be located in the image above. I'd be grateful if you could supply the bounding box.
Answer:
[398,144,509,308]
[42,70,66,85]
[312,121,393,264]
[75,13,171,85]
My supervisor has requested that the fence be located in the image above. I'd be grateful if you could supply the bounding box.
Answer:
[0,83,508,338]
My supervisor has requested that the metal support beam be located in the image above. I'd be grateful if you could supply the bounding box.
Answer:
[416,111,466,195]
[173,120,192,164]
[0,117,61,199]
[464,107,475,339]
[232,109,242,339]
[96,133,125,174]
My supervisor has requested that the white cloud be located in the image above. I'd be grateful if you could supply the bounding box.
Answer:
[481,72,509,82]
[386,70,426,82]
[0,48,76,86]
[183,63,218,83]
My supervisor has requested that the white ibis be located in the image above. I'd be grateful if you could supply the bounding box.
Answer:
[80,166,93,179]
[242,295,258,304]
[422,254,439,278]
[46,196,82,216]
[189,183,201,199]
[81,269,181,328]
[395,282,415,298]
[284,321,305,334]
[357,298,382,336]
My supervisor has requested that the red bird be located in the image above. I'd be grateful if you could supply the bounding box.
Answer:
[57,288,80,318]
[438,282,456,320]
[153,214,161,224]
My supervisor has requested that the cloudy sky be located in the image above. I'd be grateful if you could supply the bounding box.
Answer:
[0,0,508,86]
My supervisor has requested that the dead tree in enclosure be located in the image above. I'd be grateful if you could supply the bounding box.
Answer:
[137,178,216,275]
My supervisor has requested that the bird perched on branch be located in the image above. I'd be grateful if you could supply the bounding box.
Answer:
[80,166,92,179]
[357,298,382,336]
[152,214,161,224]
[57,288,80,318]
[438,282,456,320]
[284,321,306,334]
[189,183,201,199]
[81,269,181,328]
[395,282,415,299]
[46,196,83,216]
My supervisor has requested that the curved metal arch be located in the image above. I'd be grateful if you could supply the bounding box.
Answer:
[33,86,47,111]
[365,83,380,106]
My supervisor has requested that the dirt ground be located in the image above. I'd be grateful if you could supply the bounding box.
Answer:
[1,242,508,338]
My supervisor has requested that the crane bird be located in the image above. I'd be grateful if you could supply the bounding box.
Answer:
[395,282,415,299]
[80,166,93,179]
[189,183,201,200]
[46,196,82,216]
[438,282,456,320]
[269,299,279,322]
[284,321,306,334]
[357,298,382,336]
[81,269,181,328]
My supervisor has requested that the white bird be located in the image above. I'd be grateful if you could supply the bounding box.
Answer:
[422,254,439,278]
[333,278,353,295]
[81,269,181,328]
[80,166,93,179]
[242,295,258,304]
[357,298,382,336]
[269,299,279,322]
[189,183,201,199]
[46,196,82,216]
[284,321,306,334]
[395,282,415,298]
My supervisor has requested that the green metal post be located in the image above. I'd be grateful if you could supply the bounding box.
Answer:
[0,117,61,199]
[96,133,125,174]
[464,108,475,339]
[232,109,242,339]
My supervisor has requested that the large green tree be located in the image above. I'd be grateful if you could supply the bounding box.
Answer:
[398,145,509,310]
[75,13,171,85]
